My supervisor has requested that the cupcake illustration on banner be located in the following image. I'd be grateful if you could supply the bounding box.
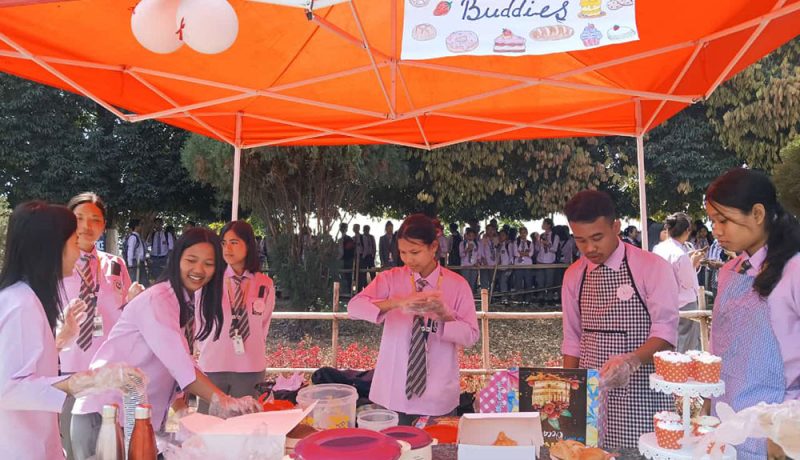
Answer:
[580,24,602,47]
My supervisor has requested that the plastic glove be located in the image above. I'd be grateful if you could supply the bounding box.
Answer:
[67,363,147,397]
[599,353,641,390]
[128,282,146,302]
[208,393,262,419]
[55,298,88,349]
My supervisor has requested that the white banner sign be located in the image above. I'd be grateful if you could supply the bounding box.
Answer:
[401,0,638,60]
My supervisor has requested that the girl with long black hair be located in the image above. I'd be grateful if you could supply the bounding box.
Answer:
[705,168,800,459]
[71,227,261,459]
[196,221,276,413]
[0,202,141,459]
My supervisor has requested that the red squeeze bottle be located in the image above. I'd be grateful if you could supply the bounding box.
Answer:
[128,404,157,460]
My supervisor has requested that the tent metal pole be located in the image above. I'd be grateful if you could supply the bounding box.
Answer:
[232,113,243,221]
[635,99,649,251]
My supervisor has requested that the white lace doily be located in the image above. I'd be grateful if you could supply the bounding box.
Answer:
[649,374,725,398]
[638,432,736,460]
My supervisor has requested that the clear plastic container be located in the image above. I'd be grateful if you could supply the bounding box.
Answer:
[357,409,399,431]
[296,384,358,430]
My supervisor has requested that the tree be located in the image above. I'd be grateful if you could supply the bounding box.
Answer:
[706,38,800,171]
[773,137,800,216]
[0,74,220,227]
[182,136,408,306]
[412,138,611,221]
[599,104,741,219]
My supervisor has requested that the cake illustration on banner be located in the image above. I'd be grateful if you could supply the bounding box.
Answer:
[530,24,574,41]
[607,24,635,41]
[580,24,602,47]
[579,0,605,18]
[493,29,526,53]
[408,0,430,7]
[433,0,451,16]
[446,30,479,53]
[412,23,437,41]
[607,0,634,10]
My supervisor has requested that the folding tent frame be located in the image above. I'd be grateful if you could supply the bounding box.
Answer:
[1,0,798,247]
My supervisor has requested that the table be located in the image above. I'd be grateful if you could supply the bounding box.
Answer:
[431,444,647,459]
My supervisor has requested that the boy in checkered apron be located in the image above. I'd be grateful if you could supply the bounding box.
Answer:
[560,190,679,449]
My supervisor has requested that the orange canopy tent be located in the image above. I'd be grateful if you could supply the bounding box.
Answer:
[1,0,799,245]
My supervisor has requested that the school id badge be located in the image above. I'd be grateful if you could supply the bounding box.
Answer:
[232,331,245,355]
[92,315,104,337]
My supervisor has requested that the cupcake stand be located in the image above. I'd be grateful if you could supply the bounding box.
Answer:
[638,374,736,459]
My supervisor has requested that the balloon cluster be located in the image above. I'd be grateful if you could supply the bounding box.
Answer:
[131,0,239,55]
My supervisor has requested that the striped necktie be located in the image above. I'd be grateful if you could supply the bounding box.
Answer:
[738,259,752,274]
[230,275,250,341]
[77,254,97,351]
[406,278,429,399]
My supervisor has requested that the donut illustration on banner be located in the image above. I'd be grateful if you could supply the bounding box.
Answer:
[446,31,479,53]
[408,0,430,7]
[412,23,437,41]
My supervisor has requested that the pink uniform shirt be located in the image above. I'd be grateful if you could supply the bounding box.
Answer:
[561,242,680,358]
[0,282,68,459]
[348,265,479,415]
[73,282,198,430]
[59,248,131,373]
[722,248,800,400]
[197,267,275,373]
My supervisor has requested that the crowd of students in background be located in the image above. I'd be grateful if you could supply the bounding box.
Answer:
[336,217,578,300]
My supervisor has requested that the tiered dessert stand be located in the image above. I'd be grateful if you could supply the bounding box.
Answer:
[638,374,736,459]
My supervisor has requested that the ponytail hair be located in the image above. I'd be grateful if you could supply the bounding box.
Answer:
[706,168,800,297]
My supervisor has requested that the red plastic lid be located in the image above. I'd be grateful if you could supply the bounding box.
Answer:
[294,428,402,460]
[423,424,458,444]
[381,426,433,449]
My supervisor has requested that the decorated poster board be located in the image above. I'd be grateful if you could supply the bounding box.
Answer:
[402,0,639,60]
[519,367,599,447]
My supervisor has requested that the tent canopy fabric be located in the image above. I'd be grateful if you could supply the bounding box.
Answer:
[1,0,799,150]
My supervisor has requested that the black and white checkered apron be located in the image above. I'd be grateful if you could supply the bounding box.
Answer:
[578,247,673,449]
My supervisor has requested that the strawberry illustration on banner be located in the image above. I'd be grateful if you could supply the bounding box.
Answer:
[433,1,451,16]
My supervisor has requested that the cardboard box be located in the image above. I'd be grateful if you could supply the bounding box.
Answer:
[178,403,316,460]
[457,412,544,460]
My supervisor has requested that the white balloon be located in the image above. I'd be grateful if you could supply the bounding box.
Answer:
[177,0,239,55]
[131,0,183,54]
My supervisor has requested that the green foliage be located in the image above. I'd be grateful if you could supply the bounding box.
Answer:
[268,232,340,309]
[412,138,610,221]
[0,74,220,229]
[611,104,739,218]
[773,137,800,216]
[706,38,800,171]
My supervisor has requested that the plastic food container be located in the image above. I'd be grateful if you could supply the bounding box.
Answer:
[292,428,407,460]
[296,384,358,430]
[422,424,458,444]
[382,426,437,460]
[357,409,399,431]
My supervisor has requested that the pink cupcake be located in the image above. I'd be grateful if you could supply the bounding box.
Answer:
[691,415,720,436]
[696,425,726,454]
[653,411,681,429]
[690,352,722,383]
[655,420,684,450]
[654,351,692,382]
